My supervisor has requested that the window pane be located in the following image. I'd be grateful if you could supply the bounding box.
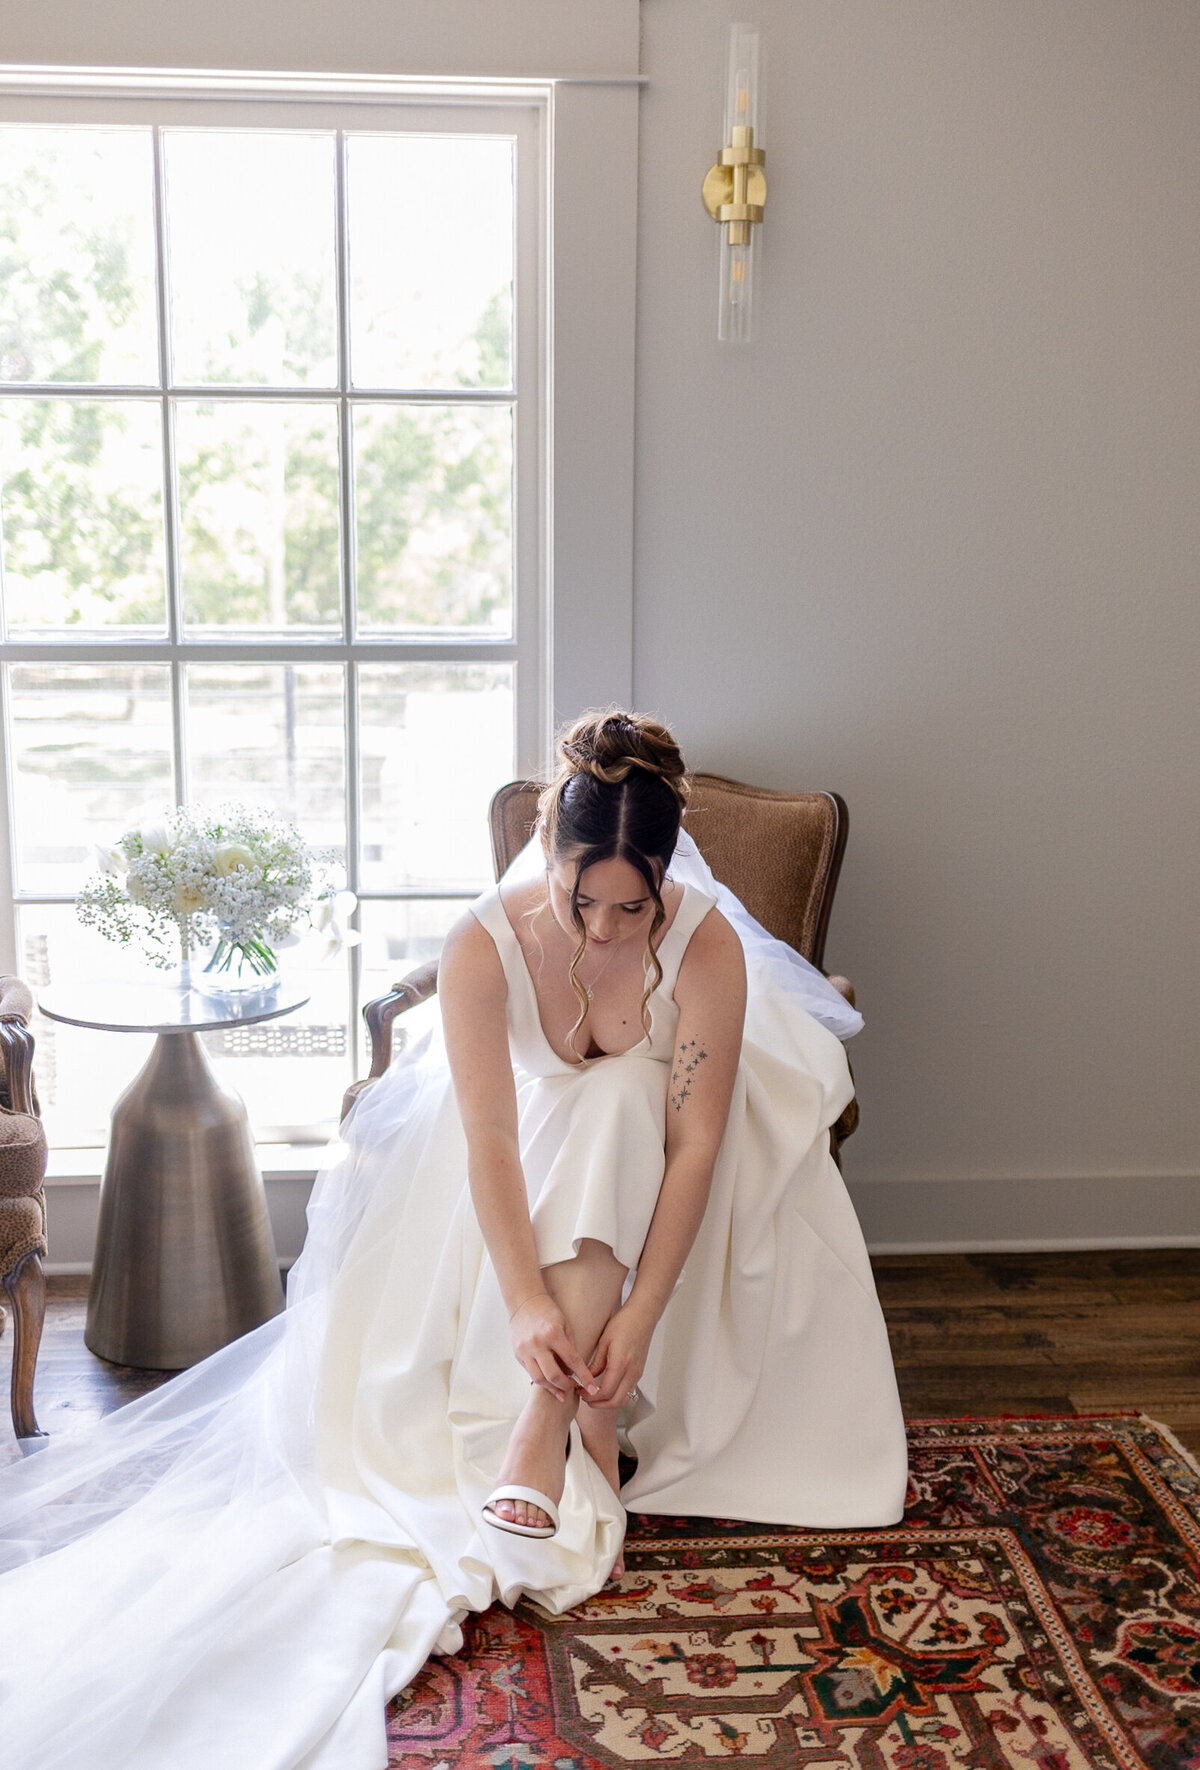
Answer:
[358,665,514,890]
[176,401,341,631]
[0,125,158,385]
[185,664,346,864]
[164,130,337,386]
[353,404,512,634]
[199,955,349,1141]
[349,135,513,390]
[356,897,462,1072]
[0,398,167,631]
[6,664,174,893]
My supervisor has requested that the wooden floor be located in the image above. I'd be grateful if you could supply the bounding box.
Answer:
[3,1249,1199,1466]
[873,1248,1200,1456]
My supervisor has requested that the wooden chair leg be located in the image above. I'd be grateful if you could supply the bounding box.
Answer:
[4,1250,46,1439]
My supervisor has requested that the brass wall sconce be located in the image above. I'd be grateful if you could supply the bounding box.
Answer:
[702,23,766,342]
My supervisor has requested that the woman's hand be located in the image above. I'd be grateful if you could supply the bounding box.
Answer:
[509,1293,599,1403]
[585,1300,655,1410]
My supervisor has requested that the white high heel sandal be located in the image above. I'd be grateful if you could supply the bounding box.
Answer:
[481,1484,561,1539]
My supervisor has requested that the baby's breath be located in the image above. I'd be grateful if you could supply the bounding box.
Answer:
[77,804,333,973]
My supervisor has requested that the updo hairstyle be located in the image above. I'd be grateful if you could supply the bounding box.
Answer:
[538,710,689,1051]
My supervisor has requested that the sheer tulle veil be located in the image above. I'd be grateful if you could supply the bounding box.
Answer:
[0,829,865,1763]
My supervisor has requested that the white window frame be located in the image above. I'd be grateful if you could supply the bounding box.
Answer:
[0,64,639,999]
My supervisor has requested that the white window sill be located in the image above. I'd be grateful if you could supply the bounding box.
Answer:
[45,1142,330,1186]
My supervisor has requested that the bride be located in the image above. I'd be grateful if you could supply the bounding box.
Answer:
[0,710,907,1770]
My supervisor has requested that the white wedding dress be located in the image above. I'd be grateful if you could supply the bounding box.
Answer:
[0,834,907,1769]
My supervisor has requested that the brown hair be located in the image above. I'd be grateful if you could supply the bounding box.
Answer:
[538,710,689,1054]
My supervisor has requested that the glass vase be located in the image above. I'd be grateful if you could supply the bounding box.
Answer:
[196,935,281,1000]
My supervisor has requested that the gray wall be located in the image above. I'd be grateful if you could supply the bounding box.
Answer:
[6,1,1200,1247]
[635,0,1200,1245]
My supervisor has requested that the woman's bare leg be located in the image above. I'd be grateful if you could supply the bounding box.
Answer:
[490,1239,627,1533]
[576,1399,627,1578]
[553,1244,629,1573]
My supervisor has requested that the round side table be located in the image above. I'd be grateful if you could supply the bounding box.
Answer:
[39,976,310,1371]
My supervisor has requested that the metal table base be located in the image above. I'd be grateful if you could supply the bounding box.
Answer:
[86,1030,284,1369]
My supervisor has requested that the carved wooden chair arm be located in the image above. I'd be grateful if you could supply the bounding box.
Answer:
[340,959,440,1121]
[364,959,439,1074]
[0,1017,39,1118]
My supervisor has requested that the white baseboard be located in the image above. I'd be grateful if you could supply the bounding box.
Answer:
[42,1169,1200,1275]
[846,1171,1200,1254]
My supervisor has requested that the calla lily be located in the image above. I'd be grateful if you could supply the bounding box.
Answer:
[139,822,171,856]
[312,889,358,933]
[93,842,128,877]
[312,889,361,961]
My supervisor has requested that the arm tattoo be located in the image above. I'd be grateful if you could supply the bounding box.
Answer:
[669,1037,709,1112]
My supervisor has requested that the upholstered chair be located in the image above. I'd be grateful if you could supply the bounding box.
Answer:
[0,975,49,1439]
[345,775,860,1161]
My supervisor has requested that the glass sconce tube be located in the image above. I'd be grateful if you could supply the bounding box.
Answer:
[704,24,766,343]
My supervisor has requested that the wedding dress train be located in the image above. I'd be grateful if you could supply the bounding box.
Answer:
[0,834,907,1769]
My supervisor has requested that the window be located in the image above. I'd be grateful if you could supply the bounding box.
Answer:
[0,95,546,1148]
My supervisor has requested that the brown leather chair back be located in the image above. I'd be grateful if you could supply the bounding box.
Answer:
[489,773,847,968]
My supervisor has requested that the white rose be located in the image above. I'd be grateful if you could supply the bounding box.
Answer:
[125,874,149,903]
[173,883,207,915]
[214,843,256,877]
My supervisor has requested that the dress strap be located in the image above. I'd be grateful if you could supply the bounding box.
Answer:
[652,883,717,999]
[468,886,520,993]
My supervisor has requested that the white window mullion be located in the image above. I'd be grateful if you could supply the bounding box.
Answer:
[151,123,190,806]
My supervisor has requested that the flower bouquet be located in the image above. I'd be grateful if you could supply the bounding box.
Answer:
[78,804,355,994]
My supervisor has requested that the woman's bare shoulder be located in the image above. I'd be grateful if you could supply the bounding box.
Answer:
[676,905,746,998]
[440,905,506,995]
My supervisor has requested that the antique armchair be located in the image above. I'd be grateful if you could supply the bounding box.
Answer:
[345,775,860,1162]
[0,975,48,1439]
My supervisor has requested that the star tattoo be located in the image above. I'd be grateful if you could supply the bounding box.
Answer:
[670,1038,708,1111]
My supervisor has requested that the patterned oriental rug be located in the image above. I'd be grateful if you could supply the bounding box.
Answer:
[385,1415,1200,1770]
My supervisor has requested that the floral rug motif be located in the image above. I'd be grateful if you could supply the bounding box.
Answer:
[386,1414,1200,1768]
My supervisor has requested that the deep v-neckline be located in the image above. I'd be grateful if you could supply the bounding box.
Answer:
[495,883,689,1069]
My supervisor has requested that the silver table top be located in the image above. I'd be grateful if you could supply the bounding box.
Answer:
[38,976,311,1036]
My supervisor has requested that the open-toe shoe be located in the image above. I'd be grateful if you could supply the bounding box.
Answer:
[482,1484,560,1539]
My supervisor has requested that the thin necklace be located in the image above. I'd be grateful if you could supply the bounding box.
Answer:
[538,888,622,1001]
[580,941,620,1000]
